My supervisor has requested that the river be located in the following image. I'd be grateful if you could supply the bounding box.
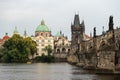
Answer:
[0,63,119,80]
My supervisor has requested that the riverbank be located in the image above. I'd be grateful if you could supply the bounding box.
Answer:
[68,61,120,74]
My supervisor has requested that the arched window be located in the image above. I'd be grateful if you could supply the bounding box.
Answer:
[41,53,45,56]
[41,33,43,36]
[62,39,64,45]
[68,49,70,52]
[75,35,78,43]
[46,33,48,37]
[57,49,60,53]
[62,48,66,52]
[35,33,39,37]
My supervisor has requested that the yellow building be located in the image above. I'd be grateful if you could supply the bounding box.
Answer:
[34,36,54,56]
[54,31,71,53]
[53,31,71,61]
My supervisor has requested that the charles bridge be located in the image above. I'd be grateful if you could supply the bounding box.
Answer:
[67,14,120,74]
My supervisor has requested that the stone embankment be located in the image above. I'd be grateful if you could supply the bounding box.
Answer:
[67,53,120,74]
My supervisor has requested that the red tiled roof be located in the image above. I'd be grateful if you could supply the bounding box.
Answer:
[84,34,92,40]
[85,34,90,38]
[3,36,9,41]
[0,38,2,42]
[84,34,90,39]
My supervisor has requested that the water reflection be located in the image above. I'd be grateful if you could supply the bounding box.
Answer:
[71,66,120,80]
[0,63,119,80]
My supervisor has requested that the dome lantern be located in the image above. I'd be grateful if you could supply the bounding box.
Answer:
[35,20,50,32]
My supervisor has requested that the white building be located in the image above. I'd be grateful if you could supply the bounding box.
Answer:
[33,20,54,56]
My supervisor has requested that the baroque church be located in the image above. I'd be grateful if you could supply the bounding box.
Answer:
[33,20,71,60]
[33,20,54,57]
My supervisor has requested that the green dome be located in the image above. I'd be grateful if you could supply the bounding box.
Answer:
[55,30,63,37]
[36,20,50,32]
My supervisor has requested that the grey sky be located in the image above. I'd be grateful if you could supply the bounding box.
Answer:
[0,0,120,40]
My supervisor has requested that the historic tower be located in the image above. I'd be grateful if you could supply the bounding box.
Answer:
[71,14,85,45]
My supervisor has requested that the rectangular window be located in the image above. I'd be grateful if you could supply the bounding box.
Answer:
[48,40,51,42]
[36,40,39,42]
[41,44,44,46]
[37,44,39,46]
[42,40,44,42]
[41,48,44,51]
[37,48,39,52]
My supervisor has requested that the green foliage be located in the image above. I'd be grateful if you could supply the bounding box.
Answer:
[44,45,52,56]
[34,54,55,63]
[0,34,37,63]
[34,45,54,63]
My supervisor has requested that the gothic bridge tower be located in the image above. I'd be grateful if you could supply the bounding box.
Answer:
[71,14,85,46]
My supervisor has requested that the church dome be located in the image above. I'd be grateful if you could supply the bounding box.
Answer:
[36,20,50,32]
[55,30,63,37]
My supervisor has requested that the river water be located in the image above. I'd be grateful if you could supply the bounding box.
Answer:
[0,63,119,80]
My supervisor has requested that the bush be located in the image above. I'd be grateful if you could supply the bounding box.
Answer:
[34,54,55,63]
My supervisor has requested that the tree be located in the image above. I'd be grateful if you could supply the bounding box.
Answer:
[44,45,52,56]
[23,37,37,59]
[0,34,37,63]
[34,45,55,63]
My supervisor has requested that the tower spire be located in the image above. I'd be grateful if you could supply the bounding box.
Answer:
[102,26,105,35]
[109,15,114,31]
[41,19,45,25]
[90,32,92,38]
[74,14,80,25]
[24,28,27,37]
[81,20,85,33]
[14,26,19,34]
[5,32,8,36]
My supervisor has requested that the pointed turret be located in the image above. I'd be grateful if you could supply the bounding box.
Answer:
[102,26,105,35]
[14,26,19,34]
[81,20,85,26]
[24,28,27,38]
[74,14,80,25]
[5,32,8,36]
[3,32,9,41]
[60,30,62,35]
[81,20,85,33]
[109,16,114,31]
[55,30,63,37]
[41,19,45,25]
[90,32,92,38]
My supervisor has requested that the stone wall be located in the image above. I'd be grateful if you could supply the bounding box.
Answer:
[97,51,115,70]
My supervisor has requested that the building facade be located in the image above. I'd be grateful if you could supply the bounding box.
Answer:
[33,20,54,56]
[53,31,71,61]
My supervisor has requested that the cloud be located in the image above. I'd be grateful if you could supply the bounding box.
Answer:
[0,0,120,40]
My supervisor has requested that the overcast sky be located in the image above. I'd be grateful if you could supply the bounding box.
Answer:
[0,0,120,40]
